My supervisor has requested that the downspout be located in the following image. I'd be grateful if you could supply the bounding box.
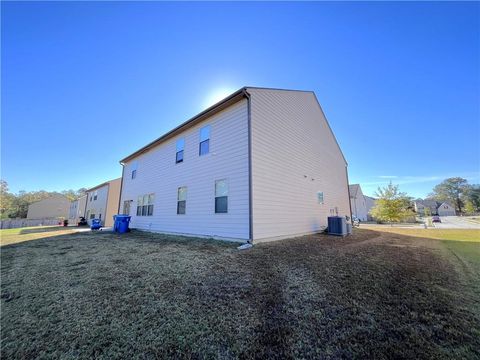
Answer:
[83,192,89,220]
[118,164,125,214]
[244,90,253,243]
[345,166,353,221]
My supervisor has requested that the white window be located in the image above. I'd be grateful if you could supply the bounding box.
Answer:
[199,125,211,156]
[93,190,98,201]
[177,187,187,214]
[176,138,185,163]
[317,192,324,204]
[215,180,228,213]
[137,193,154,216]
[131,161,138,179]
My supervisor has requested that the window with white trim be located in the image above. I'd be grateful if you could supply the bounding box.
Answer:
[177,187,187,214]
[176,138,185,163]
[317,192,324,204]
[199,125,210,156]
[137,193,154,216]
[131,161,138,179]
[215,180,228,213]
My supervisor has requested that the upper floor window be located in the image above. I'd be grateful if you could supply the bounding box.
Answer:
[131,161,138,179]
[199,125,211,156]
[177,187,187,214]
[215,179,228,213]
[93,190,98,201]
[137,193,154,216]
[317,192,324,204]
[176,138,185,164]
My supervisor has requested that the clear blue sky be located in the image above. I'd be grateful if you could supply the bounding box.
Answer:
[2,1,479,198]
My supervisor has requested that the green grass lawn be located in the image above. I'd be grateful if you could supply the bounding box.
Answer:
[1,227,479,358]
[0,226,80,246]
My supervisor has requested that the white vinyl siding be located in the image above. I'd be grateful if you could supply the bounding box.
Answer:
[249,89,350,240]
[120,99,249,240]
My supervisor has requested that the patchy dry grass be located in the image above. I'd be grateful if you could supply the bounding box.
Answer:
[1,229,479,359]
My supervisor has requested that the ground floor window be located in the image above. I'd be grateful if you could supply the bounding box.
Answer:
[215,179,228,213]
[137,193,154,216]
[177,187,187,214]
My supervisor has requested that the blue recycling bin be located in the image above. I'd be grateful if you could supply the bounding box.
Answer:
[91,219,102,231]
[113,215,131,234]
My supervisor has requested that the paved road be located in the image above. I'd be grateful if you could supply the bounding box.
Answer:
[433,216,480,229]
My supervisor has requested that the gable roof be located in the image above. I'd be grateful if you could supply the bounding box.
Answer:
[119,86,348,165]
[85,178,121,192]
[414,199,455,210]
[29,194,69,205]
[119,87,249,164]
[349,184,361,198]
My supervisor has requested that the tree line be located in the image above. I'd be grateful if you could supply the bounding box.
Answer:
[0,180,87,220]
[370,177,480,224]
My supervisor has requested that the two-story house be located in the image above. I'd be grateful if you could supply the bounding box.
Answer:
[84,178,121,227]
[118,87,351,242]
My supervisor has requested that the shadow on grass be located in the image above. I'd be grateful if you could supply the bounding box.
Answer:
[19,226,67,235]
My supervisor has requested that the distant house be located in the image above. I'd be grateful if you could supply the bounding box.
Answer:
[68,195,87,224]
[437,202,456,216]
[84,178,122,227]
[118,87,351,242]
[413,199,456,216]
[364,195,377,221]
[349,184,368,221]
[27,195,70,220]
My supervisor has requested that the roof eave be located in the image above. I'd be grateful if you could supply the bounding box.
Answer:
[119,87,249,164]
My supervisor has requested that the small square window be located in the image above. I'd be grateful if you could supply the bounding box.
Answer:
[215,196,228,213]
[177,201,186,215]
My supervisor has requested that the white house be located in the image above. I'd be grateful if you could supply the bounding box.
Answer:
[85,178,121,227]
[119,87,350,242]
[27,195,70,220]
[413,199,456,216]
[437,202,456,216]
[349,184,368,221]
[68,195,87,225]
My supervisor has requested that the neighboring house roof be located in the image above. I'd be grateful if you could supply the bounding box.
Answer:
[438,202,454,208]
[414,199,455,210]
[29,194,69,205]
[348,184,360,198]
[364,195,377,201]
[85,178,121,192]
[119,86,348,165]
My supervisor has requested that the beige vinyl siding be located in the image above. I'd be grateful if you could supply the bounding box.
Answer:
[85,178,121,227]
[105,178,121,226]
[120,99,250,240]
[26,195,70,219]
[249,89,350,241]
